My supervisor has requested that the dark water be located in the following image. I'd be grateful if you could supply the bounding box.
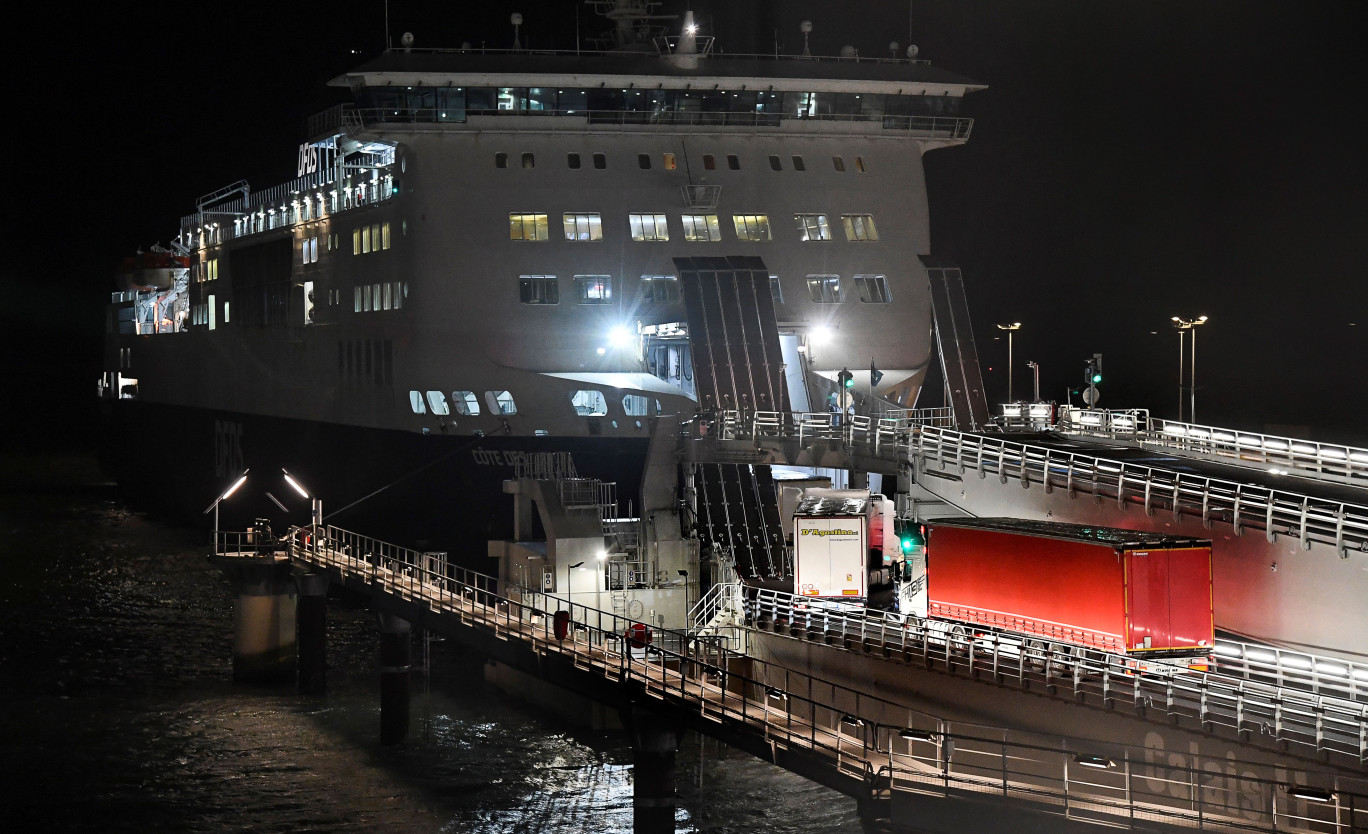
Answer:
[0,456,860,833]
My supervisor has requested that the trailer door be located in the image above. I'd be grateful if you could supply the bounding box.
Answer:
[1125,547,1213,654]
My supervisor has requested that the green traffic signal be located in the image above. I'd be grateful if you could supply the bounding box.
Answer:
[1091,371,1102,384]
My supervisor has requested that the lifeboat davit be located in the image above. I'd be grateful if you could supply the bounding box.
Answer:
[116,248,190,292]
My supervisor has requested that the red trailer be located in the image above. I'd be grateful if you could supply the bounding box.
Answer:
[924,518,1213,657]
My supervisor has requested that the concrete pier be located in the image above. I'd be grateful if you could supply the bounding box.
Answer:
[377,612,411,745]
[295,573,328,695]
[624,706,679,834]
[210,555,297,684]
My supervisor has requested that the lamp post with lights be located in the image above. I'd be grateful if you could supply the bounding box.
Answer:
[1172,315,1209,423]
[996,322,1021,402]
[203,469,249,550]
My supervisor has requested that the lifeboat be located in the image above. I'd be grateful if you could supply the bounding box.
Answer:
[116,247,190,292]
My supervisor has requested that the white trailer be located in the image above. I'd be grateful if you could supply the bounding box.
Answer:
[792,489,893,602]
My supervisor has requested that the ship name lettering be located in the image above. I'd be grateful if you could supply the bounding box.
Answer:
[1139,732,1264,820]
[297,143,319,177]
[214,419,245,478]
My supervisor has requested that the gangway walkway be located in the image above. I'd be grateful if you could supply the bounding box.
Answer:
[722,584,1368,769]
[216,526,1367,833]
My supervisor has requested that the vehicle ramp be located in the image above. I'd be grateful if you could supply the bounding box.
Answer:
[678,255,790,583]
[922,256,990,431]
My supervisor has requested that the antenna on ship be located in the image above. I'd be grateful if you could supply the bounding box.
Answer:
[800,20,812,57]
[511,12,523,51]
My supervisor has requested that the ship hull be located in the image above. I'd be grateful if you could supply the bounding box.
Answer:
[97,398,649,563]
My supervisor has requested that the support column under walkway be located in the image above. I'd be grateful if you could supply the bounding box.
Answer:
[378,612,411,745]
[295,572,328,696]
[623,705,680,834]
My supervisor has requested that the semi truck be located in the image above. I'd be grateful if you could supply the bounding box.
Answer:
[908,518,1214,658]
[791,489,895,603]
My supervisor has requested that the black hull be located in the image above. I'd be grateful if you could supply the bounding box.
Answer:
[96,399,650,564]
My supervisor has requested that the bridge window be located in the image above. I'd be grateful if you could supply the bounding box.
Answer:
[662,153,677,170]
[703,154,716,170]
[451,391,480,415]
[727,154,740,170]
[571,390,608,416]
[853,274,891,303]
[574,275,613,304]
[485,390,518,415]
[682,214,721,242]
[794,213,831,241]
[638,153,651,169]
[732,214,772,241]
[792,155,806,171]
[769,154,782,171]
[408,391,427,414]
[832,156,846,172]
[522,152,535,169]
[769,275,784,305]
[509,213,550,241]
[426,391,451,415]
[842,214,878,241]
[519,275,559,305]
[622,394,659,416]
[629,213,669,242]
[563,213,603,241]
[593,152,607,169]
[640,275,680,303]
[495,152,508,168]
[805,275,844,303]
[567,152,581,169]
[855,156,867,173]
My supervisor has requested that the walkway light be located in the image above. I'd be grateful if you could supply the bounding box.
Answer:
[1074,753,1115,769]
[1287,786,1336,803]
[898,728,935,742]
[841,714,863,727]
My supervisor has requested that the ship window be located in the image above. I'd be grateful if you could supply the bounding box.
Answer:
[662,153,677,170]
[354,286,361,312]
[382,222,391,250]
[641,275,680,303]
[621,394,659,416]
[486,390,518,415]
[794,213,831,241]
[806,275,844,303]
[637,153,651,169]
[451,391,480,416]
[702,154,715,171]
[769,155,782,171]
[409,391,427,414]
[391,281,404,309]
[769,275,784,305]
[841,214,879,241]
[593,153,606,169]
[682,214,721,242]
[732,214,772,241]
[628,213,669,242]
[519,275,559,305]
[223,301,229,323]
[363,284,372,311]
[853,274,891,303]
[208,294,216,330]
[361,226,372,254]
[855,156,867,173]
[792,155,806,171]
[352,228,360,254]
[371,224,381,251]
[382,282,393,310]
[426,391,450,415]
[567,153,581,169]
[562,213,603,241]
[832,156,846,172]
[509,213,550,241]
[571,390,608,416]
[574,275,613,304]
[522,152,535,169]
[495,152,508,168]
[727,154,740,170]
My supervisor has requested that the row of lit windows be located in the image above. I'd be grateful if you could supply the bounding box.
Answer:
[515,273,890,305]
[496,151,867,173]
[190,297,228,328]
[508,212,877,243]
[193,258,219,283]
[300,233,342,265]
[353,222,392,255]
[409,388,661,419]
[353,281,408,312]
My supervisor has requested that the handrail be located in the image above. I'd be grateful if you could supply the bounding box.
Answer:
[237,527,1366,831]
[735,583,1368,767]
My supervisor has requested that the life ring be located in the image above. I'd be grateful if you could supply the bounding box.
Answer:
[625,622,652,649]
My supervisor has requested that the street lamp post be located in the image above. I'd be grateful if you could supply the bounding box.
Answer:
[203,469,250,551]
[996,322,1021,402]
[1025,361,1040,402]
[1171,316,1209,423]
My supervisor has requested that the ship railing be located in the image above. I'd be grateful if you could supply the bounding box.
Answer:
[380,44,933,67]
[916,426,1368,560]
[275,527,1367,827]
[738,583,1368,767]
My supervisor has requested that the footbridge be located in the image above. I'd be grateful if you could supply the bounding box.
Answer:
[682,408,1368,661]
[213,527,1366,834]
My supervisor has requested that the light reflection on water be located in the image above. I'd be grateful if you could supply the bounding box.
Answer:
[0,487,860,833]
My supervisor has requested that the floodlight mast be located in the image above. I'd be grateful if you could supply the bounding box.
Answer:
[283,468,324,527]
[203,469,251,545]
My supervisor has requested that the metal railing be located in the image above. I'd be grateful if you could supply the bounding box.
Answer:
[244,526,1365,832]
[729,584,1368,768]
[1059,410,1368,487]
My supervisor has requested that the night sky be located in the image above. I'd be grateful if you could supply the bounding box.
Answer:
[11,0,1367,454]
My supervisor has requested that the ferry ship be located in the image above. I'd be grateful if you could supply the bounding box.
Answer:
[96,3,982,553]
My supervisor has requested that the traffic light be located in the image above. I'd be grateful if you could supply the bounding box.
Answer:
[838,368,854,389]
[895,519,926,554]
[1084,356,1102,385]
